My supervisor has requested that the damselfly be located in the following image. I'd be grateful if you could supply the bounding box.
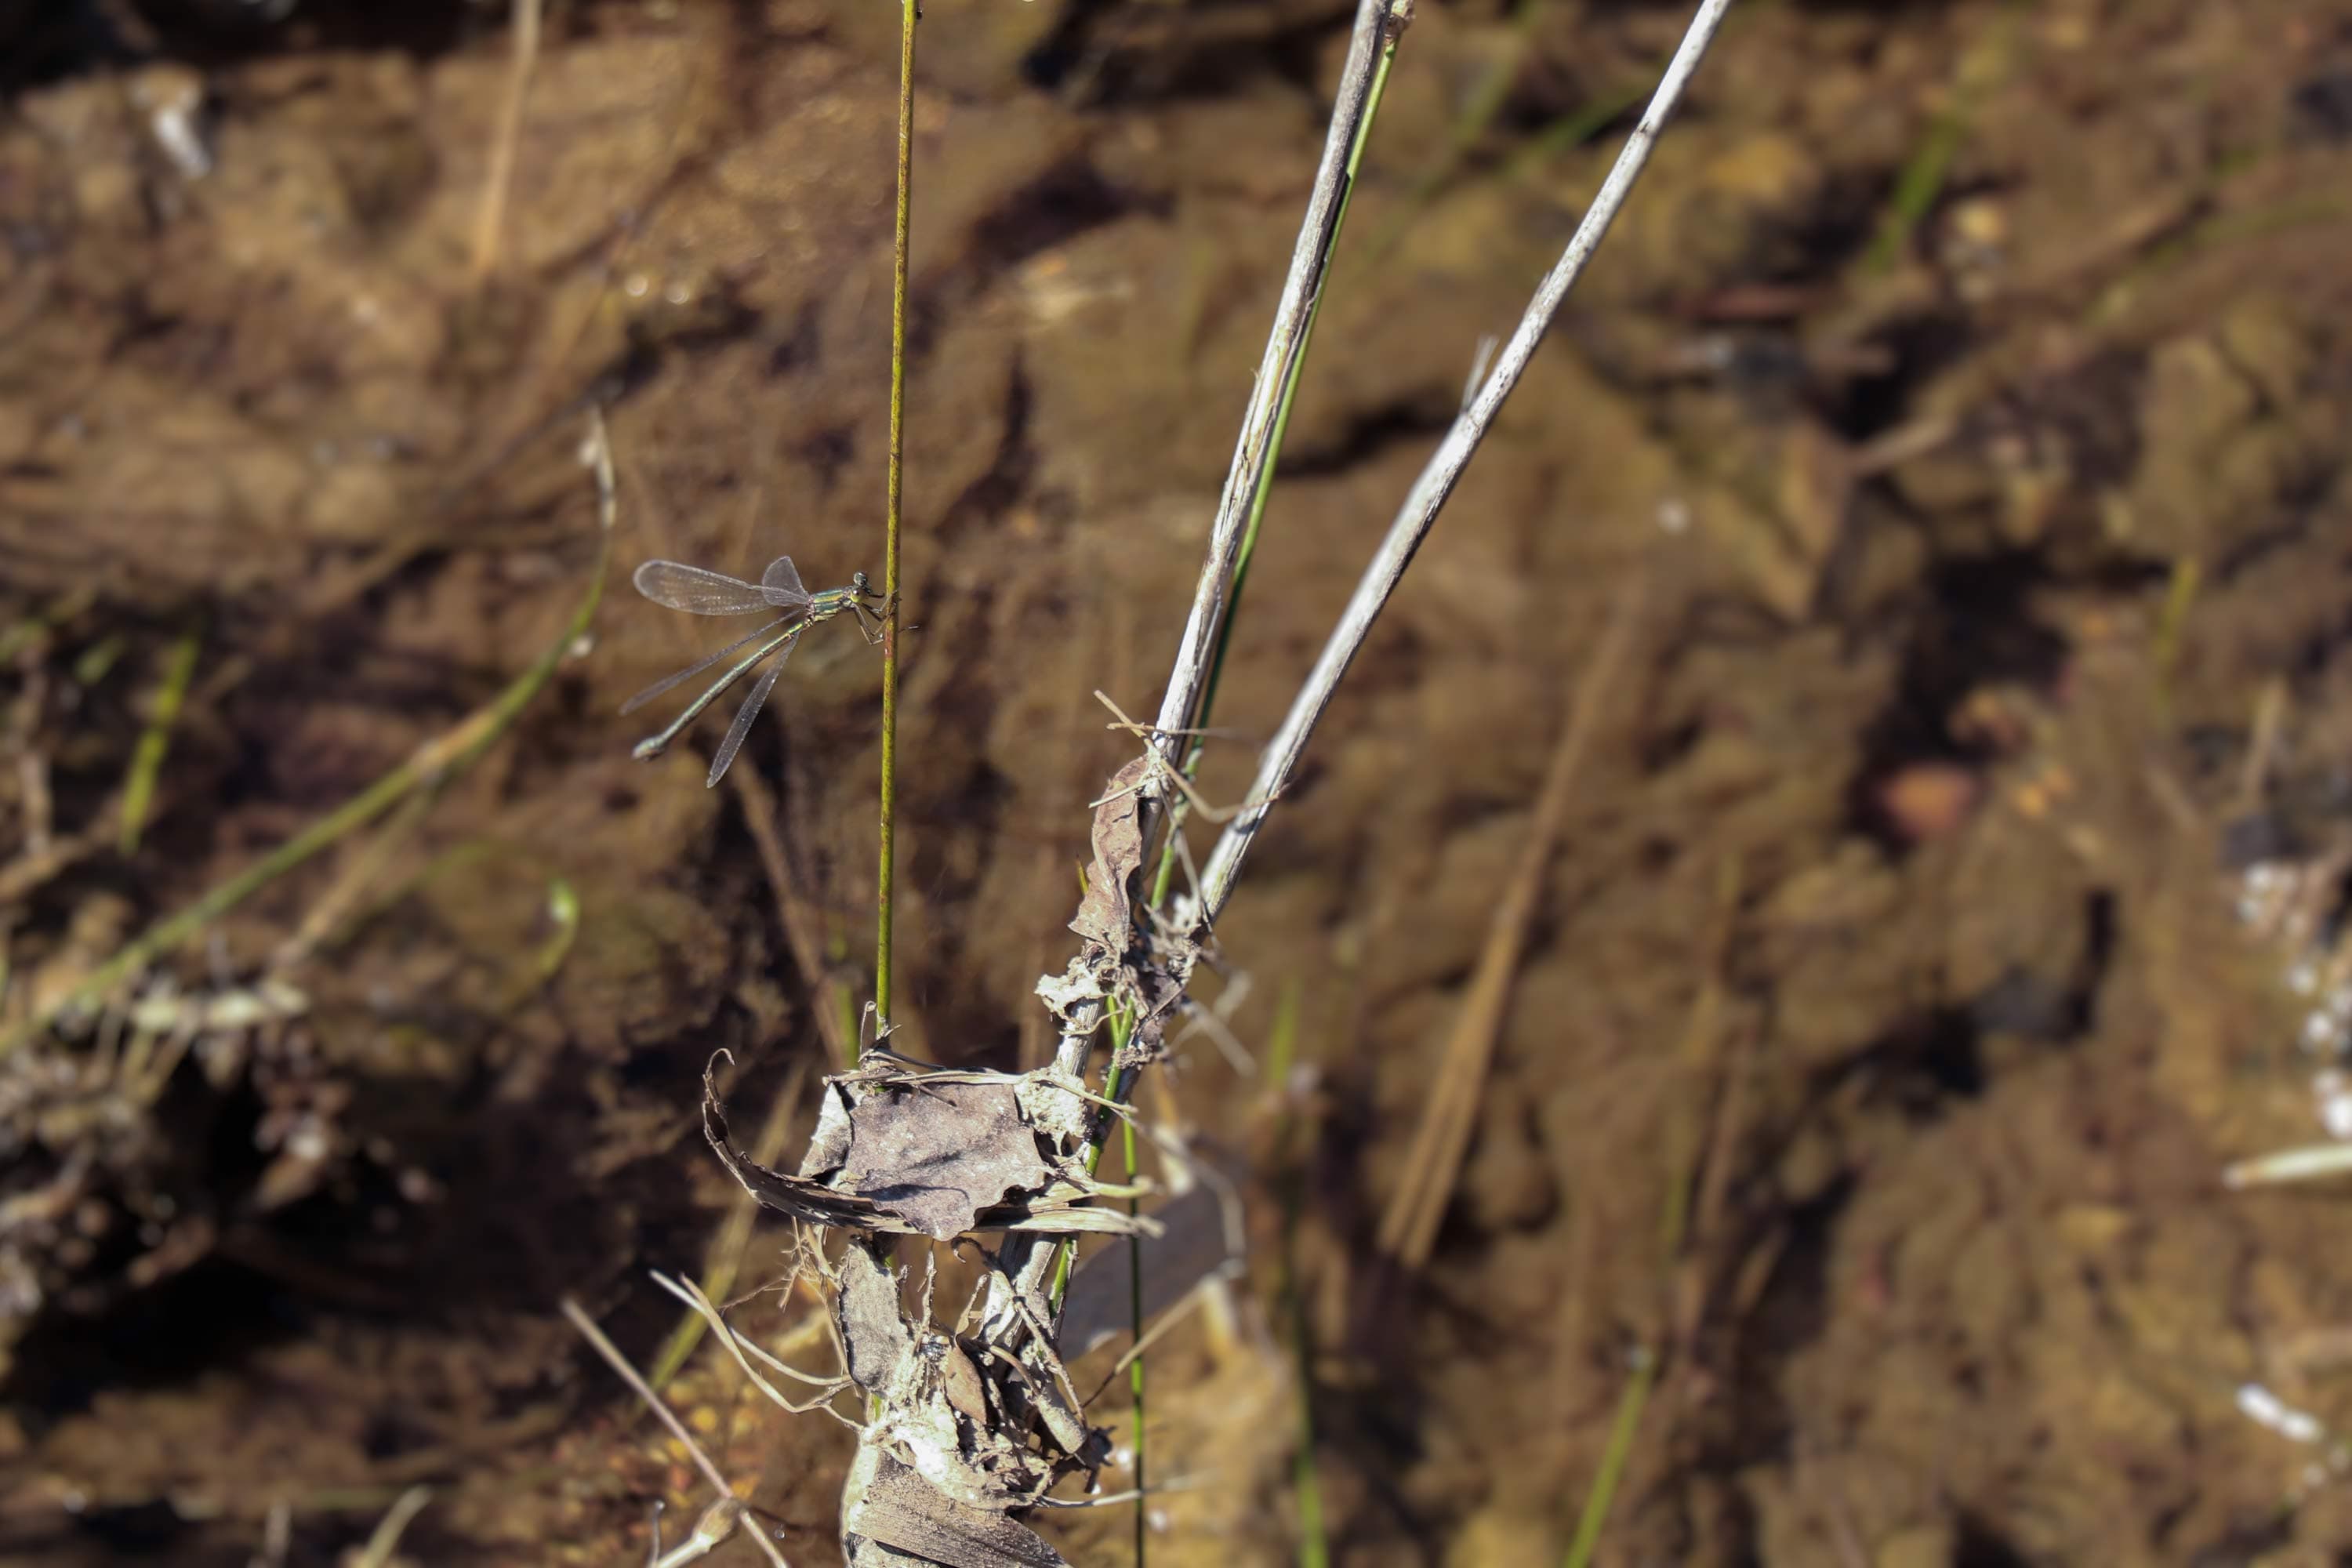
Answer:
[622,555,887,787]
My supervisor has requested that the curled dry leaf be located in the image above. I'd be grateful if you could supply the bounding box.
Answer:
[706,1054,1163,1240]
[1069,755,1150,952]
[703,1054,916,1235]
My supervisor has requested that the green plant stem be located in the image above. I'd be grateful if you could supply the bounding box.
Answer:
[0,444,615,1059]
[1288,1286,1328,1568]
[1145,21,1402,913]
[1123,1110,1145,1568]
[1861,1,2020,276]
[1266,982,1328,1568]
[873,0,916,1029]
[1559,1346,1655,1568]
[0,587,96,664]
[118,622,202,855]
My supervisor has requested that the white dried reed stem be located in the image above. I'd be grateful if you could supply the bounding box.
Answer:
[1193,0,1737,925]
[979,0,1733,1373]
[974,0,1412,1353]
[1147,0,1404,773]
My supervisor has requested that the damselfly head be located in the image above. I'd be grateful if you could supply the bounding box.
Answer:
[852,570,873,596]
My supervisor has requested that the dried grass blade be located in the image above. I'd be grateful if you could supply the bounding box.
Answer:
[1376,574,1646,1269]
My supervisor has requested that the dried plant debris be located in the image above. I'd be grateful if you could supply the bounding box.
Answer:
[691,748,1214,1563]
[832,1240,1101,1566]
[0,967,324,1374]
[1069,754,1151,953]
[844,1449,1070,1568]
[703,1054,1161,1240]
[837,1079,1062,1240]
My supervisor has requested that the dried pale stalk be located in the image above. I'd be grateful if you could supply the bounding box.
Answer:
[975,0,1414,1359]
[1196,0,1739,924]
[350,1487,432,1568]
[1148,0,1409,769]
[470,0,543,281]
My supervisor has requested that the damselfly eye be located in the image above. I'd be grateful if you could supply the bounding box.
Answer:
[853,571,872,593]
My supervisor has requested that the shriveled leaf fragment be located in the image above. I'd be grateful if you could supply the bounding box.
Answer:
[703,1056,910,1233]
[988,1335,1098,1463]
[706,1055,1157,1238]
[799,1075,857,1178]
[838,1080,1056,1240]
[845,1450,1071,1568]
[1035,959,1099,1018]
[938,1335,993,1430]
[1069,755,1149,949]
[837,1239,916,1396]
[1014,1067,1096,1152]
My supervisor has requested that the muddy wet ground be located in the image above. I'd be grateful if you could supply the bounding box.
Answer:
[5,0,2352,1563]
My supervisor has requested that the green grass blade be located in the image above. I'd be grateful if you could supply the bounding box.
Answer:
[118,622,202,855]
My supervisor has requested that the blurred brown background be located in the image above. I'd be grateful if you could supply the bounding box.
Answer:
[5,0,2352,1563]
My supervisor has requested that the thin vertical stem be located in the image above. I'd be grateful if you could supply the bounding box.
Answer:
[1123,1112,1146,1567]
[1146,0,1407,771]
[875,0,916,1027]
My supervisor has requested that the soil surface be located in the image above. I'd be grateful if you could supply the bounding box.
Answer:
[6,1,2352,1564]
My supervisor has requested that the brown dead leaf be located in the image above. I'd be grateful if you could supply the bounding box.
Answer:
[844,1450,1070,1568]
[1069,755,1150,950]
[837,1080,1057,1241]
[705,1054,913,1235]
[710,1056,1159,1239]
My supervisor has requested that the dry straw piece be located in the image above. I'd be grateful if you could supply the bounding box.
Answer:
[1375,573,1650,1271]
